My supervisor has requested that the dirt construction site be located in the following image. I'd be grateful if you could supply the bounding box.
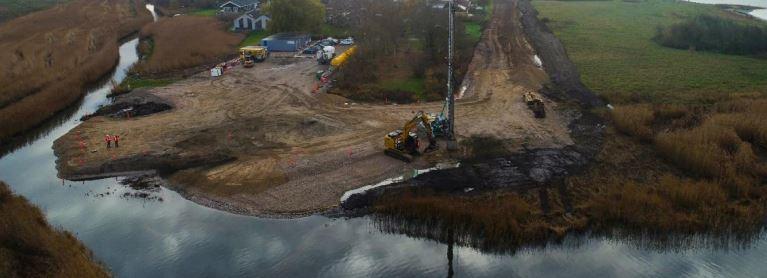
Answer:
[54,0,576,217]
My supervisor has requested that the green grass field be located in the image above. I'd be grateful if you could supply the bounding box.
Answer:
[464,20,482,42]
[189,8,217,17]
[533,0,767,104]
[122,76,177,89]
[378,77,426,97]
[0,0,69,22]
[240,30,269,47]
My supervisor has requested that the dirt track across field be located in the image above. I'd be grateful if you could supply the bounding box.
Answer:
[54,0,575,217]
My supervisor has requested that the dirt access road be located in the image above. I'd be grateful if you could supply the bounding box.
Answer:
[54,0,573,217]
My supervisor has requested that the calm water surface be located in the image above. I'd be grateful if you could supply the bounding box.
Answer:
[3,4,767,278]
[687,0,767,20]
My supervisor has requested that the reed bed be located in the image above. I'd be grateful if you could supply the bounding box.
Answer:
[0,0,150,142]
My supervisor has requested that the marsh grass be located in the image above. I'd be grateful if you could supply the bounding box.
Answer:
[133,16,243,75]
[0,182,108,277]
[0,0,150,142]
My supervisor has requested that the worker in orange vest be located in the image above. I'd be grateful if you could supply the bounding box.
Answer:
[105,134,112,148]
[114,135,120,148]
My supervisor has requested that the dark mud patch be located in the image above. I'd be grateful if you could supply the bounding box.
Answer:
[339,109,604,213]
[56,147,235,181]
[81,89,172,121]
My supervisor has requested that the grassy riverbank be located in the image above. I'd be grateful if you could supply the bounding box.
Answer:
[0,182,108,277]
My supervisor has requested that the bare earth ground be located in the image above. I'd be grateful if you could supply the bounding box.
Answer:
[54,0,573,217]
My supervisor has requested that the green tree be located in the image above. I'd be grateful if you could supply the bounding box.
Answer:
[263,0,325,33]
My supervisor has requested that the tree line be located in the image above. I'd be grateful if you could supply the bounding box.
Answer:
[654,15,767,56]
[334,0,478,102]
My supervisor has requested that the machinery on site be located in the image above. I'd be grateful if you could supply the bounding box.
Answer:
[383,0,457,162]
[239,46,269,67]
[523,91,546,118]
[316,45,336,65]
[384,111,439,162]
[330,46,356,68]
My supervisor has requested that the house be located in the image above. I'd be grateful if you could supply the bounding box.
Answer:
[220,0,259,13]
[261,33,311,52]
[234,10,270,31]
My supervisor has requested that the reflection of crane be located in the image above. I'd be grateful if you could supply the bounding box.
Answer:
[384,111,438,162]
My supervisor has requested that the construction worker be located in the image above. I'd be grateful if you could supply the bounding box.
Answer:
[114,135,120,148]
[105,134,112,148]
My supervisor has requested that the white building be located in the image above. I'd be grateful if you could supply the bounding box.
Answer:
[233,11,270,31]
[220,0,260,13]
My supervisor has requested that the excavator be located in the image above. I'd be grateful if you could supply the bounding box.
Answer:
[384,111,439,162]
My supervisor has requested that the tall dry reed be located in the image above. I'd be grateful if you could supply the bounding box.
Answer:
[133,16,242,75]
[0,0,151,142]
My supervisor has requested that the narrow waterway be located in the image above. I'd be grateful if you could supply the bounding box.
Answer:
[686,0,767,20]
[3,4,767,278]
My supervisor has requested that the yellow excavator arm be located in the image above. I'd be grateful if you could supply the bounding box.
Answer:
[384,111,438,162]
[399,112,435,144]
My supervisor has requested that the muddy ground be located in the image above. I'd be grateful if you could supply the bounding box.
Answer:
[53,0,595,217]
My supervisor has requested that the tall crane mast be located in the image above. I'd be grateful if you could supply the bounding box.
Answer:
[446,0,458,150]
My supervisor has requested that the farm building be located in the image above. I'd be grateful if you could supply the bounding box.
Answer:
[234,11,270,30]
[220,0,260,13]
[261,33,311,52]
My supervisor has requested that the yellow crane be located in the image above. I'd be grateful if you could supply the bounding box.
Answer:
[384,111,438,162]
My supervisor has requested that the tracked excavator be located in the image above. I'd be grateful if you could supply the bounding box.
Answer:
[384,111,439,162]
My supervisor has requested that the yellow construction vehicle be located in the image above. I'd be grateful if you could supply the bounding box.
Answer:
[240,46,269,67]
[384,111,438,162]
[523,91,546,118]
[330,46,356,68]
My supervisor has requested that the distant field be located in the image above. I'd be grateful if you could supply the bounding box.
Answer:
[188,8,217,17]
[533,0,767,104]
[0,0,69,23]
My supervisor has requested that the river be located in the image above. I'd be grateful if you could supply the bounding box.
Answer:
[686,0,767,20]
[2,4,767,278]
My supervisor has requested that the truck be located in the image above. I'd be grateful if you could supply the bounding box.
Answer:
[316,46,335,65]
[523,91,546,118]
[239,46,269,67]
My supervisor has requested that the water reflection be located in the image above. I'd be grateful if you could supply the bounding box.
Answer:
[372,212,765,256]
